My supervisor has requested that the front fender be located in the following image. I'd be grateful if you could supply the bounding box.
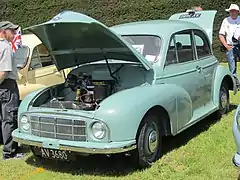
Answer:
[94,84,192,141]
[213,65,237,105]
[18,87,45,121]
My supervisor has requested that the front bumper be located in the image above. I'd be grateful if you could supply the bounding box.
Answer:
[12,129,136,154]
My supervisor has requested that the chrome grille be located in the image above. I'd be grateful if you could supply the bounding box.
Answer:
[30,116,87,141]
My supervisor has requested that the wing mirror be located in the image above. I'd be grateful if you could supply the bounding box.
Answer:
[15,46,30,70]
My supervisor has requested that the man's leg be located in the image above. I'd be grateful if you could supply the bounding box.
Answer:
[1,88,18,159]
[226,47,239,85]
[236,46,240,69]
[226,48,237,74]
[0,102,2,145]
[0,122,2,144]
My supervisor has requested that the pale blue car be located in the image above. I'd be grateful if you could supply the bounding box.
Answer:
[12,10,238,168]
[232,105,240,167]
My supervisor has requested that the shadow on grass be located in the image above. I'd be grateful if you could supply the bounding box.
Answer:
[229,104,238,112]
[26,153,138,176]
[25,103,238,177]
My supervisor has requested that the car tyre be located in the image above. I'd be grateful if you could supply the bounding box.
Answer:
[216,81,229,118]
[135,113,163,168]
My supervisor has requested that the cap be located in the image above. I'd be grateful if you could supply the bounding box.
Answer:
[225,4,240,12]
[0,21,19,30]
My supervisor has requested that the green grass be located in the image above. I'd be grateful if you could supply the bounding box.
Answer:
[1,62,240,180]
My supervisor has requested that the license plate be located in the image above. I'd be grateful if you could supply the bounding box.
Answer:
[32,147,75,161]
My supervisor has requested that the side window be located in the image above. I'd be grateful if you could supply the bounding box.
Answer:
[193,30,211,59]
[165,30,195,66]
[175,32,195,63]
[30,46,42,70]
[30,44,53,70]
[166,38,177,65]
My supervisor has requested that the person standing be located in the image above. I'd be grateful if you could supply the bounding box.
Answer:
[186,5,203,12]
[0,21,24,160]
[219,4,240,82]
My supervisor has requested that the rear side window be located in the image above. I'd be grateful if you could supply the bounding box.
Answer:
[193,30,211,59]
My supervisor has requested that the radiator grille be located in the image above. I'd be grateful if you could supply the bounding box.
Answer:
[30,116,87,141]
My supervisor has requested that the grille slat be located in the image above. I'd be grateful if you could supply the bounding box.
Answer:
[30,116,87,141]
[31,129,87,137]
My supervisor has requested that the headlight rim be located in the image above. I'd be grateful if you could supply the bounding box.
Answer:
[20,115,30,132]
[91,121,107,140]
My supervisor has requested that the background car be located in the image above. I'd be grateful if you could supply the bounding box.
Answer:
[0,34,71,144]
[232,105,240,167]
[12,10,237,168]
[15,34,71,101]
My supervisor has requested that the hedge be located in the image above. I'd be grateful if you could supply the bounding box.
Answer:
[0,0,239,61]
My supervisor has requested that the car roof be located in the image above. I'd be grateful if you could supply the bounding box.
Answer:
[110,19,205,38]
[21,33,41,48]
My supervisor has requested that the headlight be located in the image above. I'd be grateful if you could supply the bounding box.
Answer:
[92,122,106,139]
[20,115,30,131]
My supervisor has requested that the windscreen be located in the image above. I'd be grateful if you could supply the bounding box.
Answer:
[122,35,161,62]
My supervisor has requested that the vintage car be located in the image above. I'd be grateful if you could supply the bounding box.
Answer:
[15,34,71,100]
[12,10,238,168]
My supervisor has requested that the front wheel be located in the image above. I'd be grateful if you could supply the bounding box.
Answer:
[135,113,163,168]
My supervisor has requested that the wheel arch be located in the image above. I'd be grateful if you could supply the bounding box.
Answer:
[213,65,237,106]
[222,74,234,91]
[136,105,172,140]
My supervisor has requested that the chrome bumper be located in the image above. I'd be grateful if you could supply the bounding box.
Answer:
[13,132,136,154]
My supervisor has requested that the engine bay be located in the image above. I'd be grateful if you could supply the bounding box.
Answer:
[40,72,115,110]
[33,62,151,111]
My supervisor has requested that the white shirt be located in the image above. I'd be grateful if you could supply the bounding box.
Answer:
[219,16,240,45]
[0,38,18,80]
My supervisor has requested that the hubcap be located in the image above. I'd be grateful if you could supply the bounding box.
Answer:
[220,91,227,109]
[148,130,158,153]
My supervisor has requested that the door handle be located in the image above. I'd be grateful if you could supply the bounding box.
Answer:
[196,66,202,73]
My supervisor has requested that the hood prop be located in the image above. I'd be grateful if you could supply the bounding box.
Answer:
[101,48,119,83]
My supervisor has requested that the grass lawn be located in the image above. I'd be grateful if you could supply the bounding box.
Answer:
[0,62,240,180]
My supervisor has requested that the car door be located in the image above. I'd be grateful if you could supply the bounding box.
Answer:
[192,29,218,105]
[163,30,206,130]
[27,43,65,86]
[15,45,31,100]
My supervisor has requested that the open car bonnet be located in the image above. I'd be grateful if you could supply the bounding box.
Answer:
[169,10,217,44]
[24,11,152,71]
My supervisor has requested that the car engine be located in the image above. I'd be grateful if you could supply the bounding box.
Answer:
[40,72,115,111]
